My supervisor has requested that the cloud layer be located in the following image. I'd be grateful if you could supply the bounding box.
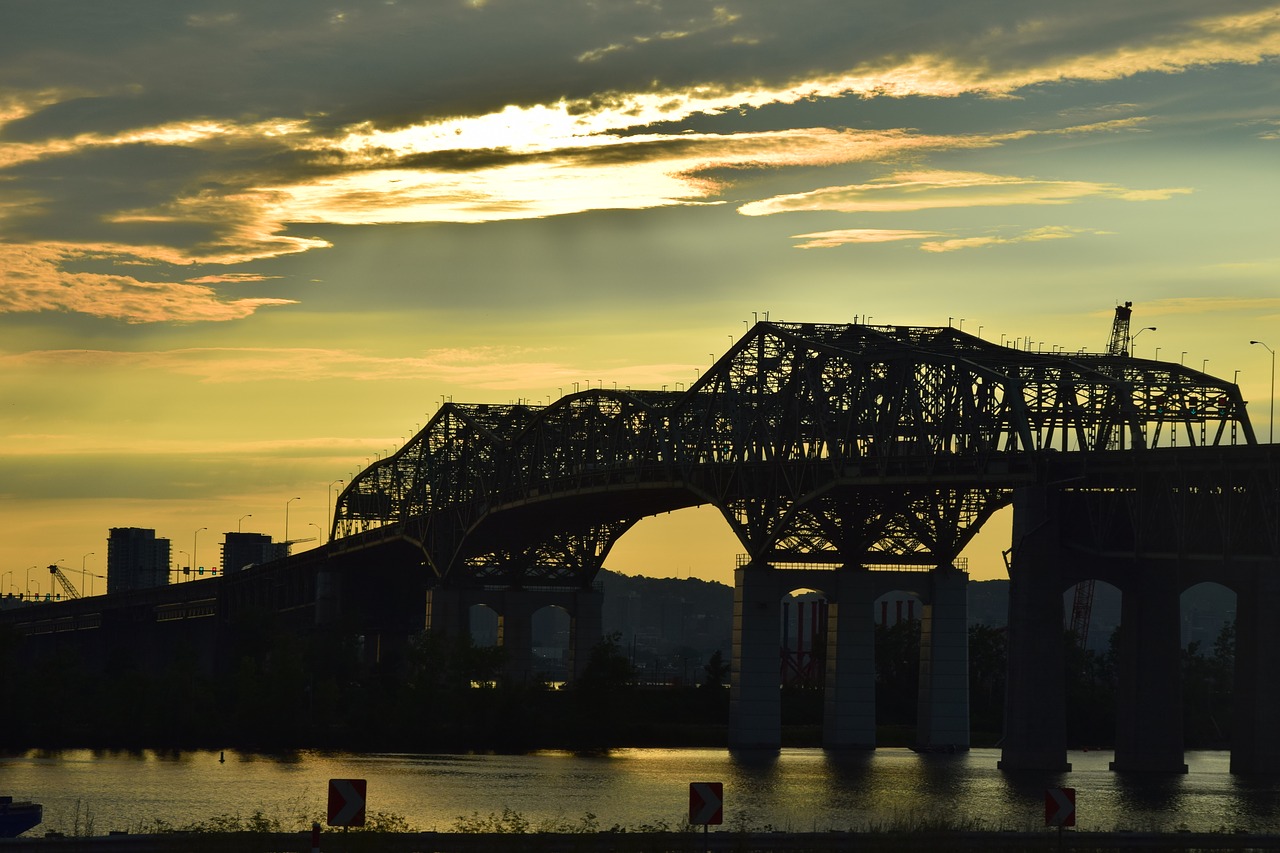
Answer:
[3,1,1277,322]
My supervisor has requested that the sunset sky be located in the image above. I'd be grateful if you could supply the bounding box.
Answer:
[2,1,1278,595]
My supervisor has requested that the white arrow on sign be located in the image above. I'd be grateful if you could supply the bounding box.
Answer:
[329,779,366,826]
[1045,787,1076,827]
[689,782,723,825]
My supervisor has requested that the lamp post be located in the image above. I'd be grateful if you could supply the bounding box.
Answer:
[1,569,11,597]
[285,496,300,554]
[1130,326,1156,356]
[327,480,343,544]
[193,527,207,578]
[81,552,95,596]
[238,513,252,532]
[1251,340,1275,443]
[177,551,189,581]
[26,565,37,596]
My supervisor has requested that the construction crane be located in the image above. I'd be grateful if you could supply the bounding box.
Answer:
[47,564,82,600]
[1107,301,1133,357]
[1068,301,1137,647]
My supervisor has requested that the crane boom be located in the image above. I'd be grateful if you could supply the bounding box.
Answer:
[48,564,82,599]
[1070,301,1137,646]
[1107,301,1132,357]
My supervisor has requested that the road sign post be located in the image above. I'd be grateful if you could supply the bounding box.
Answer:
[1046,785,1075,850]
[327,778,367,828]
[689,781,723,853]
[1045,786,1075,827]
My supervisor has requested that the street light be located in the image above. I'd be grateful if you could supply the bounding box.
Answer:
[177,551,190,581]
[285,496,301,554]
[26,565,37,595]
[238,513,252,532]
[193,527,207,578]
[327,480,344,544]
[81,552,95,596]
[1251,341,1275,443]
[1130,326,1156,356]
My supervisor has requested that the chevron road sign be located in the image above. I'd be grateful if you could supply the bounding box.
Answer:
[689,782,724,826]
[1045,787,1076,827]
[327,778,367,827]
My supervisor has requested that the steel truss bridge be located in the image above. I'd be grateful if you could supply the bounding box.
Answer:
[8,320,1278,771]
[331,320,1259,581]
[328,320,1279,772]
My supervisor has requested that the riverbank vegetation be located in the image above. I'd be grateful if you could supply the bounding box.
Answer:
[0,615,1236,754]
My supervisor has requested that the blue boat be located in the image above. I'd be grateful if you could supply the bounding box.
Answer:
[0,796,43,837]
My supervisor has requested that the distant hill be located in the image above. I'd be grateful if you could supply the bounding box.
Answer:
[591,572,1237,660]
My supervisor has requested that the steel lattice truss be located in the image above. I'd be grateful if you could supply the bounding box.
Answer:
[331,322,1254,586]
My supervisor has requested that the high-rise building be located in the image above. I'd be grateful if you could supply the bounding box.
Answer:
[107,527,171,592]
[221,532,285,574]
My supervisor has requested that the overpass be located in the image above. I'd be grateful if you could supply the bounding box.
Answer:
[5,321,1277,771]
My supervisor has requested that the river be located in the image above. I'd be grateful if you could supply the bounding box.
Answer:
[4,748,1280,837]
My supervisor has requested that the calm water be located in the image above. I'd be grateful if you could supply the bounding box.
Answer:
[5,748,1280,836]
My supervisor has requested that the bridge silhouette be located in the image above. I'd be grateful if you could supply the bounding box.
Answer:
[6,321,1279,771]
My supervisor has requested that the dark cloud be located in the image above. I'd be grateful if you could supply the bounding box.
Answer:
[6,0,1276,142]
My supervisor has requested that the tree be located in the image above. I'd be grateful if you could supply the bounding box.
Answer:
[703,649,729,689]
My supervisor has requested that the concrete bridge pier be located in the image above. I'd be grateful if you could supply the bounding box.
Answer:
[823,569,876,749]
[916,566,969,751]
[427,584,603,684]
[425,585,469,636]
[999,485,1070,771]
[569,586,604,681]
[1231,563,1280,773]
[1111,565,1187,773]
[730,562,784,749]
[496,588,536,683]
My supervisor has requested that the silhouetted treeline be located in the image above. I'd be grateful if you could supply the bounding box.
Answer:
[0,613,1235,753]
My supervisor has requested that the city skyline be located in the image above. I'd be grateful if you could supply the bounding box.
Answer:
[2,1,1278,589]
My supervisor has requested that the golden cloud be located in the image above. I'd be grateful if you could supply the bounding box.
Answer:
[791,229,949,249]
[740,170,1192,216]
[0,244,297,323]
[920,226,1105,252]
[0,344,698,390]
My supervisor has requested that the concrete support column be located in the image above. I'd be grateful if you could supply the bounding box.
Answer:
[823,569,877,749]
[425,586,467,637]
[1112,565,1186,773]
[917,566,970,751]
[498,589,535,683]
[730,563,782,749]
[314,568,341,626]
[1000,485,1071,771]
[569,586,604,682]
[1231,563,1280,773]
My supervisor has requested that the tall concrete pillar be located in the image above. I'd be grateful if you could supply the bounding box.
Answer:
[425,586,467,636]
[570,586,604,682]
[498,589,535,683]
[315,567,341,626]
[1000,485,1071,771]
[823,569,876,749]
[1230,563,1280,773]
[730,563,782,749]
[1112,565,1186,772]
[917,566,969,750]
